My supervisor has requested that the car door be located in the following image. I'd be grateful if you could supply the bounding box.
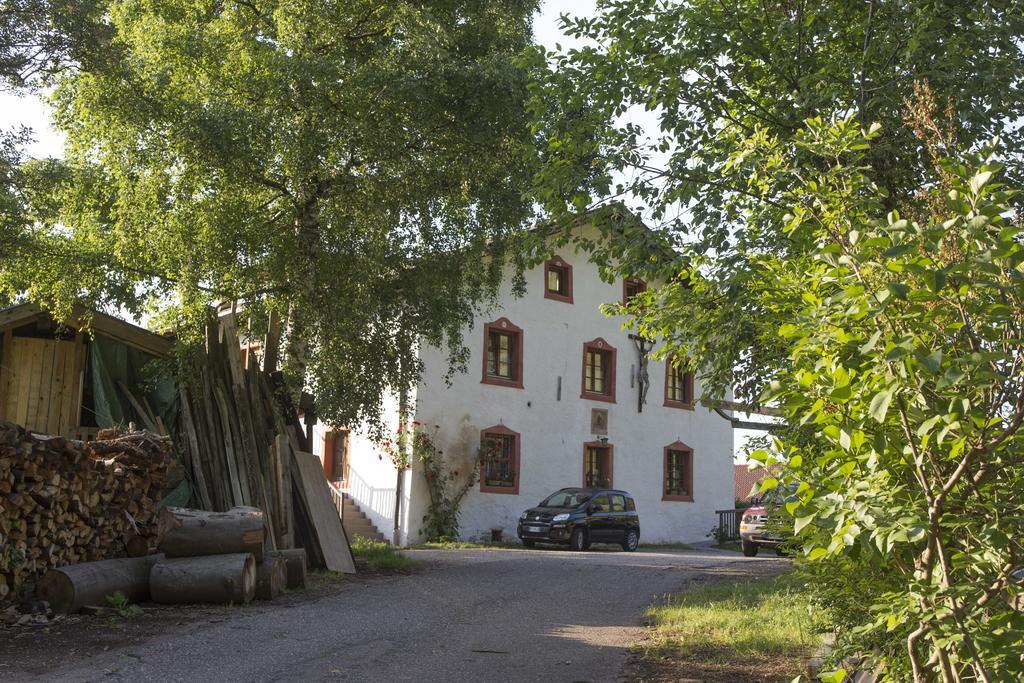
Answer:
[587,494,612,541]
[608,493,628,541]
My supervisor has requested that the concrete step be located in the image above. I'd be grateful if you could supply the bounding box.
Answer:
[340,492,388,544]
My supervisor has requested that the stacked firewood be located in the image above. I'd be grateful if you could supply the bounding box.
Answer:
[0,422,170,602]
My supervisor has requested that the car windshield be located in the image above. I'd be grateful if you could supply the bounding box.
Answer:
[758,482,799,506]
[540,490,592,508]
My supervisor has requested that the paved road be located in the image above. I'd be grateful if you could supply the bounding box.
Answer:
[24,547,786,683]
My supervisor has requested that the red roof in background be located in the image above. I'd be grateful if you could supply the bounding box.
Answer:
[734,463,783,501]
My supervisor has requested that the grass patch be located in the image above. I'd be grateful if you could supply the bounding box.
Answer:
[643,574,819,660]
[409,540,523,550]
[639,542,692,551]
[350,537,419,572]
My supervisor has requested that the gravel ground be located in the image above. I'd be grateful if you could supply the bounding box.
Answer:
[4,546,787,683]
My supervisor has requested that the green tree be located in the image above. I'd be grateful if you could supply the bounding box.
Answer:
[747,117,1023,680]
[0,0,108,88]
[3,0,539,431]
[532,2,1024,677]
[530,0,1024,405]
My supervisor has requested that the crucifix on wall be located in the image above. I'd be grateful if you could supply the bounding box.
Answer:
[629,334,654,413]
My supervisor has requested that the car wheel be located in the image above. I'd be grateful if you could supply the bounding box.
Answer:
[741,539,759,557]
[621,528,639,552]
[570,528,588,552]
[522,539,535,548]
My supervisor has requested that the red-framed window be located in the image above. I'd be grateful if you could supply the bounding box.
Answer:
[581,338,616,403]
[480,425,520,494]
[663,441,694,502]
[583,441,614,488]
[544,257,573,303]
[481,318,524,389]
[664,358,695,409]
[623,277,647,304]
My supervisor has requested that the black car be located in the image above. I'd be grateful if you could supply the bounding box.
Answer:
[516,487,640,551]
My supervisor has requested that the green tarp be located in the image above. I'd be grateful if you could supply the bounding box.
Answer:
[88,335,179,443]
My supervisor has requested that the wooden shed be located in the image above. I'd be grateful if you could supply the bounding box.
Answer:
[0,304,174,440]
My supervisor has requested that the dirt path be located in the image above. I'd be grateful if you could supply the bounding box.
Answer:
[1,546,787,683]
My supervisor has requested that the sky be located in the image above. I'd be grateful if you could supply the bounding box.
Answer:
[0,0,767,461]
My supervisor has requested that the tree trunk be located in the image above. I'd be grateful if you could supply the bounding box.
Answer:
[37,555,162,614]
[254,554,286,600]
[157,506,266,562]
[149,553,255,605]
[282,201,320,404]
[265,549,307,589]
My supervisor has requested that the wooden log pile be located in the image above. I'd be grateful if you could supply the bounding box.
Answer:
[178,315,294,547]
[178,314,355,574]
[0,422,171,602]
[36,506,302,613]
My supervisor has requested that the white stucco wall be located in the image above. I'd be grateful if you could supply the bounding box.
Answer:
[322,231,735,546]
[405,239,735,545]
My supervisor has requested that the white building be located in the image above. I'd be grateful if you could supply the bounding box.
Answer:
[314,226,735,546]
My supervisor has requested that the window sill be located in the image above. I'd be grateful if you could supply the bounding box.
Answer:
[662,494,694,502]
[481,376,523,389]
[480,483,519,494]
[580,391,616,404]
[664,400,695,410]
[544,290,573,304]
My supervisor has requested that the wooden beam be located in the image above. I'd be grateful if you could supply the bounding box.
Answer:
[117,380,159,432]
[0,303,48,332]
[290,449,355,573]
[0,328,13,420]
[70,307,174,358]
[701,398,786,418]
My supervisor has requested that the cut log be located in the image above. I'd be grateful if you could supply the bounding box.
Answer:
[265,549,307,589]
[124,533,151,558]
[254,554,286,600]
[37,555,161,614]
[157,506,266,562]
[149,553,255,605]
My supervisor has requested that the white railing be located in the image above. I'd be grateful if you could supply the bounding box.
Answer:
[333,469,397,535]
[329,483,345,520]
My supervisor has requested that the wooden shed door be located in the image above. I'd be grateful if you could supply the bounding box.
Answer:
[1,337,82,436]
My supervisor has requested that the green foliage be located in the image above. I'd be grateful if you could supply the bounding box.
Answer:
[745,119,1024,679]
[0,0,109,90]
[413,424,479,541]
[4,0,539,434]
[104,590,142,618]
[410,540,520,550]
[534,7,1024,676]
[349,536,417,573]
[530,0,1024,407]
